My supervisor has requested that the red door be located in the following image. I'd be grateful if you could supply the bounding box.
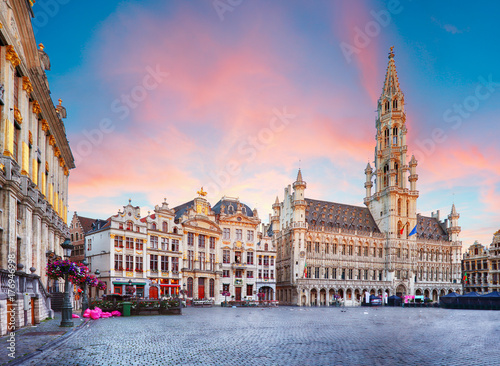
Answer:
[235,287,241,301]
[198,278,205,299]
[149,286,158,299]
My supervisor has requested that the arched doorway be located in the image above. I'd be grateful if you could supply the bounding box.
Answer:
[329,289,335,305]
[424,289,430,298]
[338,289,344,300]
[370,289,376,296]
[320,289,327,306]
[396,284,406,298]
[346,288,352,300]
[310,289,318,306]
[301,294,307,306]
[416,289,422,296]
[448,289,453,294]
[354,289,361,302]
[259,286,274,301]
[432,289,438,302]
[149,286,159,299]
[440,289,446,297]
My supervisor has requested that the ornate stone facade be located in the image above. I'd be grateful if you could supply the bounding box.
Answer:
[462,230,500,294]
[273,50,462,306]
[0,1,75,335]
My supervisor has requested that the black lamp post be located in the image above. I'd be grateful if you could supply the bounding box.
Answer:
[183,283,186,306]
[81,260,89,315]
[94,269,100,298]
[60,238,74,327]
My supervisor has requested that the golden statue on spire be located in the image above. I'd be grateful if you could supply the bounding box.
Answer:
[197,187,207,197]
[389,46,395,58]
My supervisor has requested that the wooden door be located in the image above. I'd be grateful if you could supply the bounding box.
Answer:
[31,298,36,325]
[149,286,158,299]
[235,287,241,301]
[7,300,13,330]
[198,278,205,299]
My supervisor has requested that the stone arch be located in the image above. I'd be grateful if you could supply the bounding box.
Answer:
[319,288,327,306]
[354,289,361,302]
[338,288,344,300]
[310,288,318,306]
[440,289,446,297]
[432,289,438,302]
[396,284,406,297]
[415,288,423,296]
[424,289,430,298]
[346,288,352,300]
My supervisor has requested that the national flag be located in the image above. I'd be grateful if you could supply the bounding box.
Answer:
[304,262,307,278]
[408,225,417,237]
[399,222,408,235]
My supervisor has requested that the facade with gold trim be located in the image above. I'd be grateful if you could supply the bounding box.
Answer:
[273,50,462,307]
[462,230,500,294]
[212,196,262,302]
[174,192,222,303]
[0,1,75,336]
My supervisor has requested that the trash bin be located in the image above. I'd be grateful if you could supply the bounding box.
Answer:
[122,302,132,317]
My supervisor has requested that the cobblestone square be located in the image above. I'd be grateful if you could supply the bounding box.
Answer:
[20,307,500,366]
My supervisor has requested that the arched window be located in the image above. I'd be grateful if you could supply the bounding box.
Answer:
[265,243,269,251]
[406,200,410,216]
[173,227,178,234]
[385,100,390,112]
[151,222,157,230]
[187,278,193,298]
[394,162,399,185]
[397,199,402,216]
[393,99,398,109]
[162,221,168,232]
[71,233,74,242]
[384,129,390,148]
[209,279,215,298]
[75,232,79,241]
[383,164,389,187]
[127,221,133,231]
[392,127,398,145]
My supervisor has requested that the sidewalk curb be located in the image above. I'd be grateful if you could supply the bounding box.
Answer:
[6,318,93,366]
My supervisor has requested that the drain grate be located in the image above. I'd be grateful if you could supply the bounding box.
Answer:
[21,331,66,336]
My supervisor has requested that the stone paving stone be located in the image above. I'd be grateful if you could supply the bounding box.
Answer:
[0,312,87,365]
[13,307,500,366]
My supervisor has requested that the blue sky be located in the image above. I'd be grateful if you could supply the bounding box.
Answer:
[34,0,500,248]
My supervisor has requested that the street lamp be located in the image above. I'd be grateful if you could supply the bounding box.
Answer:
[183,283,186,306]
[81,260,89,315]
[60,238,74,327]
[94,269,100,298]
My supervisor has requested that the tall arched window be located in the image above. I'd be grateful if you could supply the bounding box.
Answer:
[151,222,157,230]
[397,199,402,216]
[265,243,269,251]
[383,165,389,187]
[75,232,79,241]
[384,129,389,148]
[385,100,390,112]
[162,221,168,232]
[393,99,398,109]
[209,279,215,297]
[127,221,133,230]
[394,162,399,185]
[187,278,193,298]
[392,127,398,145]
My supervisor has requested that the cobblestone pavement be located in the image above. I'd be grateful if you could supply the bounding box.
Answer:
[13,307,500,366]
[0,312,87,365]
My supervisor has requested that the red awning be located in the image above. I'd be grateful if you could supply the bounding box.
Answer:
[160,284,181,287]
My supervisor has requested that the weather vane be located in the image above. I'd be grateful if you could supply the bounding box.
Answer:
[197,187,207,197]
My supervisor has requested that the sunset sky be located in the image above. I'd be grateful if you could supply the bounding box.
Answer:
[35,0,500,248]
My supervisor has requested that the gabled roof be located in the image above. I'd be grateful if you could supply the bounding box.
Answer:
[416,215,449,241]
[305,198,380,233]
[77,216,97,234]
[212,199,254,217]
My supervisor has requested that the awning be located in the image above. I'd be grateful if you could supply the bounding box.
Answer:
[113,282,147,286]
[160,284,181,287]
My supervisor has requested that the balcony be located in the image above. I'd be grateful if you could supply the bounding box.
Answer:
[232,262,247,269]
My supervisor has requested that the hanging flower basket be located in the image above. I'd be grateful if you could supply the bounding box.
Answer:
[46,260,88,280]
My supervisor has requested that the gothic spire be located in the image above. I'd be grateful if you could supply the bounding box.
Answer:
[296,169,303,182]
[380,46,403,100]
